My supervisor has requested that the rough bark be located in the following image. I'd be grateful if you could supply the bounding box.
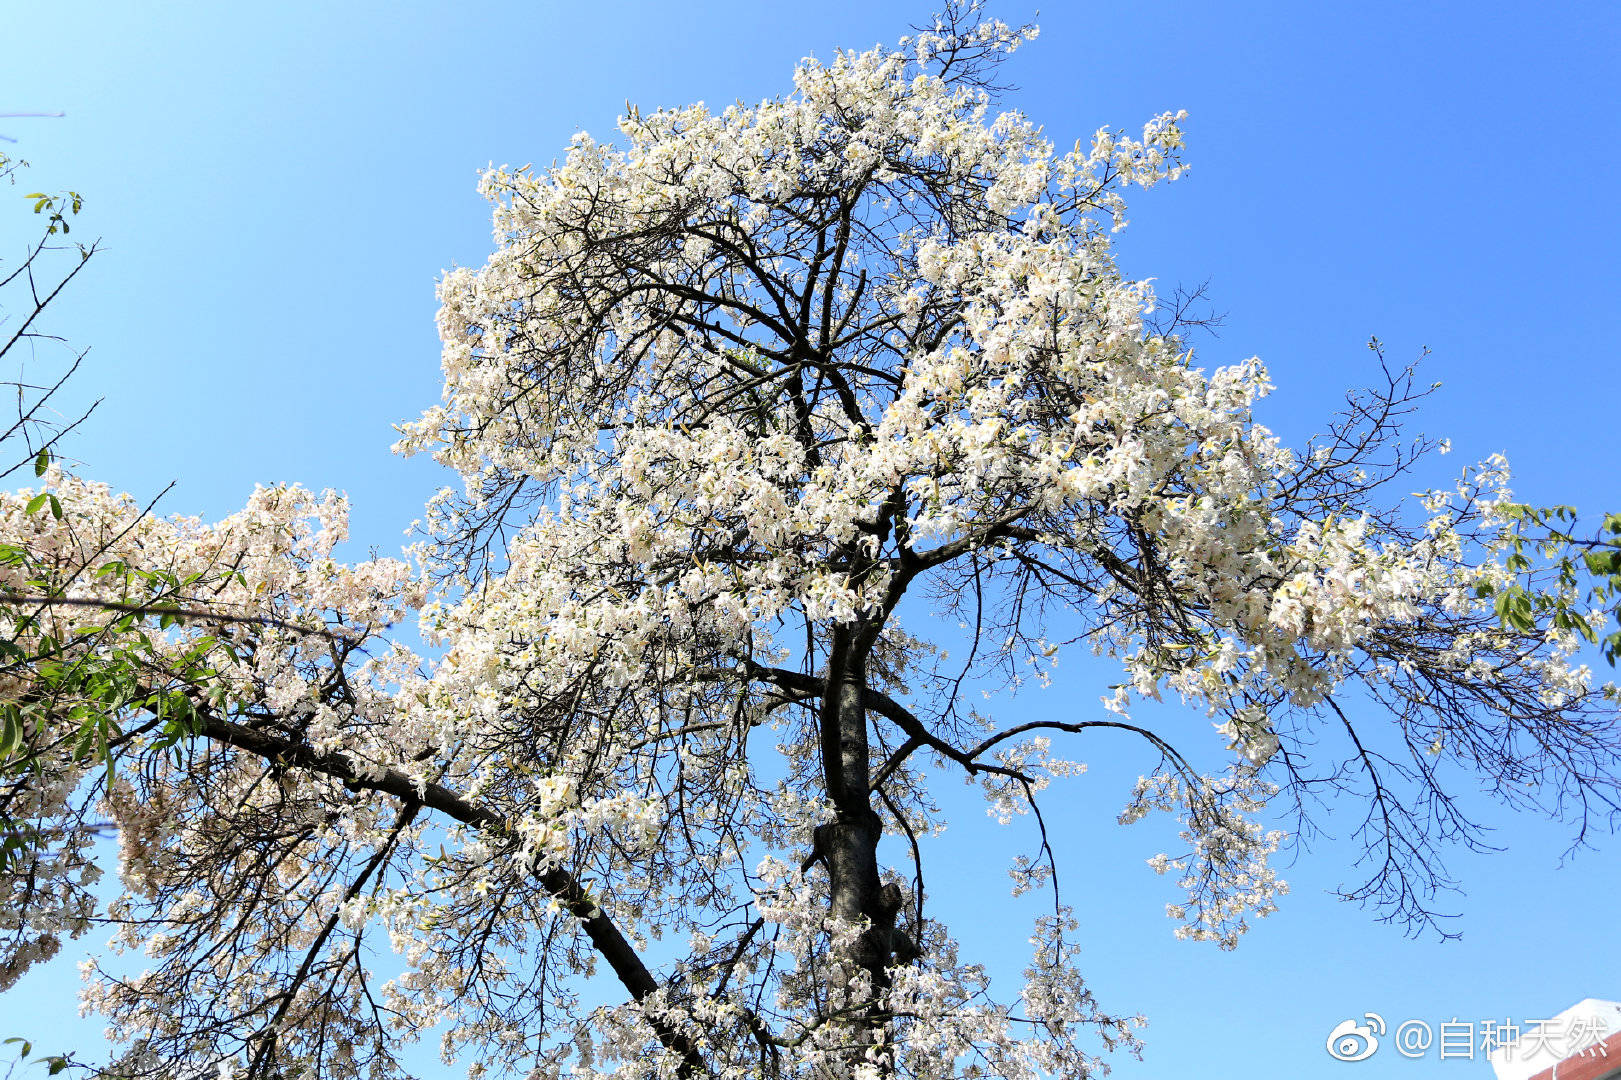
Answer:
[817,620,899,1063]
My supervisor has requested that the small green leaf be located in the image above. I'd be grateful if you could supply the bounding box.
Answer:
[48,494,62,520]
[24,493,48,516]
[73,720,97,761]
[33,447,49,477]
[1585,549,1621,576]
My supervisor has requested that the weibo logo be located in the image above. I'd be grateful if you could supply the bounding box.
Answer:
[1326,1013,1387,1062]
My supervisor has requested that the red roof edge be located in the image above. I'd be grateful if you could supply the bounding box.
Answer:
[1525,1030,1621,1080]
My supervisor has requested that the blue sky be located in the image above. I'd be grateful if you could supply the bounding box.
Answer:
[3,1,1619,1077]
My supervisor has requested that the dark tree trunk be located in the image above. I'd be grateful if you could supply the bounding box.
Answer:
[818,623,897,1021]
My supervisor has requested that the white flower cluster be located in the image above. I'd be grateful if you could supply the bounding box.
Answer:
[1119,771,1288,948]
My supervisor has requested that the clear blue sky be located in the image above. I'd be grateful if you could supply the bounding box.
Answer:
[4,2,1619,1077]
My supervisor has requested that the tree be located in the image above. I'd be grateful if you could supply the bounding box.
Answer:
[0,155,344,1075]
[2,6,1618,1079]
[0,152,225,1079]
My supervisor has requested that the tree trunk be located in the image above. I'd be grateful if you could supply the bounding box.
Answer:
[818,623,896,1053]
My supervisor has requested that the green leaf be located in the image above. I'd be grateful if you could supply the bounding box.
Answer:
[1508,593,1535,632]
[0,712,18,760]
[73,720,97,761]
[24,493,48,516]
[33,447,49,477]
[1585,549,1621,576]
[47,494,62,520]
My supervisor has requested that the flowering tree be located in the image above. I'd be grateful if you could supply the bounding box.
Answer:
[4,7,1619,1080]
